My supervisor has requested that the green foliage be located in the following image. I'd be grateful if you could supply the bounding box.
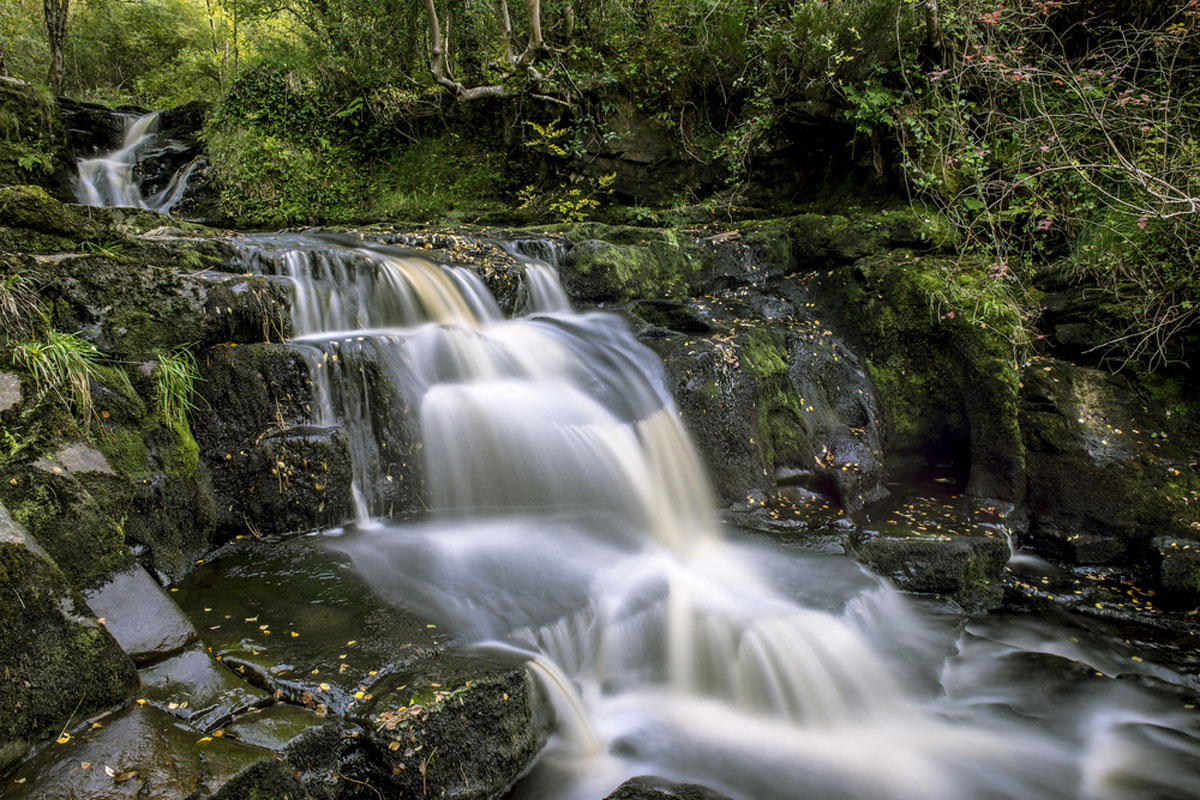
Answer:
[0,269,40,341]
[205,125,368,226]
[8,328,112,426]
[153,345,199,432]
[895,0,1200,367]
[370,133,508,222]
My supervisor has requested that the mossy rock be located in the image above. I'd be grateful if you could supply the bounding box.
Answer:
[0,504,138,772]
[795,253,1025,502]
[1020,359,1200,598]
[0,447,133,588]
[26,252,289,360]
[0,80,73,197]
[351,653,550,800]
[562,238,698,302]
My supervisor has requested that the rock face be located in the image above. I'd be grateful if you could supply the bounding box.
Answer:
[0,503,138,773]
[1021,358,1200,602]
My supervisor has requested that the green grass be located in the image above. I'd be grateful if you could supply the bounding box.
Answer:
[9,329,110,424]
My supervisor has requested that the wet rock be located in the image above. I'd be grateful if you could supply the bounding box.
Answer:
[1001,552,1200,677]
[648,290,887,515]
[223,702,340,761]
[850,491,1011,611]
[83,565,198,665]
[247,427,353,536]
[793,254,1025,503]
[170,537,548,799]
[59,98,126,156]
[0,503,137,773]
[350,652,549,800]
[1020,358,1200,601]
[1,703,304,800]
[139,645,271,732]
[604,775,735,800]
[30,253,288,359]
[172,538,442,714]
[649,326,770,506]
[191,343,324,537]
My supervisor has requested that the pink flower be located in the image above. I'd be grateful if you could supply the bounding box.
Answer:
[1137,215,1148,229]
[1036,218,1053,231]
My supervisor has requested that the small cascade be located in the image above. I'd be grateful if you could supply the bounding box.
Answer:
[237,231,1200,800]
[74,111,198,214]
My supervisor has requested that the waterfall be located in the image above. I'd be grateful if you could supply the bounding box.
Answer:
[74,111,197,214]
[239,232,1200,800]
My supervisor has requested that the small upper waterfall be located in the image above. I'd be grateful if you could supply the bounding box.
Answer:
[74,111,198,214]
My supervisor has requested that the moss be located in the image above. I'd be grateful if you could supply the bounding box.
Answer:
[740,327,807,473]
[0,465,132,588]
[564,237,700,302]
[92,425,152,478]
[817,253,1025,499]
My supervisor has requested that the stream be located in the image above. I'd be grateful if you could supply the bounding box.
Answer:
[219,232,1200,800]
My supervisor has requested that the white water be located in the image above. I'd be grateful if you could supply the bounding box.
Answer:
[244,233,1200,799]
[74,111,197,213]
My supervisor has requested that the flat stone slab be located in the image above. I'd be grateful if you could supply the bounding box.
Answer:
[2,704,303,799]
[173,538,443,715]
[84,565,198,665]
[51,443,116,475]
[138,645,271,732]
[850,490,1011,611]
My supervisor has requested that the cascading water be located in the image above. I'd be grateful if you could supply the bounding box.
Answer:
[74,111,198,214]
[240,232,1200,799]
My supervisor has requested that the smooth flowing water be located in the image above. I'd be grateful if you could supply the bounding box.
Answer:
[74,111,198,213]
[241,233,1200,800]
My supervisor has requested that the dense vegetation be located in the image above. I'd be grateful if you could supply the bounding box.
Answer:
[1,0,1197,365]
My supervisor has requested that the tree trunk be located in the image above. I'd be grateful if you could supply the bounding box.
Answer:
[44,0,69,95]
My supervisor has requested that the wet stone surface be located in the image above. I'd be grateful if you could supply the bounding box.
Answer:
[138,645,271,732]
[173,537,445,715]
[2,704,302,800]
[84,565,199,666]
[1002,551,1200,681]
[848,487,1012,612]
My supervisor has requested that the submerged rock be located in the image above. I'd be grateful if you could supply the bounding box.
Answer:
[138,645,272,732]
[1,703,304,800]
